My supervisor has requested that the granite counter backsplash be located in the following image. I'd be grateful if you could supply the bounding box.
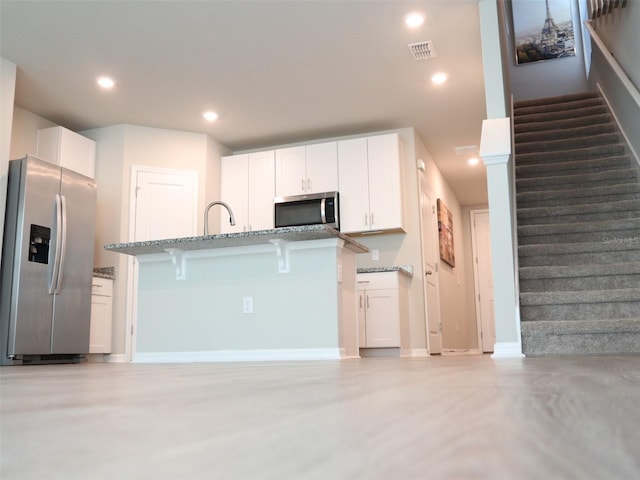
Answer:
[357,265,413,278]
[93,266,116,280]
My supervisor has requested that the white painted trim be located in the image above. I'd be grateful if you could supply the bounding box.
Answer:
[491,342,525,359]
[132,348,342,363]
[105,353,129,363]
[401,348,429,357]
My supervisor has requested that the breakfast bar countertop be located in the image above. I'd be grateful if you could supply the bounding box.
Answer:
[104,224,369,256]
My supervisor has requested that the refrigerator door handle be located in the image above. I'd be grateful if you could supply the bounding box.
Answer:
[49,194,64,294]
[55,195,68,294]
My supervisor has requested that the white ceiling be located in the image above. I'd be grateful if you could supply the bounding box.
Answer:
[1,0,488,205]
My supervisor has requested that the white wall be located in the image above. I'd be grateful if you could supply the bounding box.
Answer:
[587,4,640,160]
[81,124,229,356]
[9,106,57,159]
[504,0,589,101]
[1,58,17,263]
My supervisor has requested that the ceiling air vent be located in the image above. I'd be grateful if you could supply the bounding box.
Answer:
[408,41,436,61]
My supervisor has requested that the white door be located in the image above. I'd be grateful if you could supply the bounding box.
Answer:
[134,168,198,241]
[471,210,495,353]
[419,172,442,354]
[128,166,198,361]
[305,141,338,194]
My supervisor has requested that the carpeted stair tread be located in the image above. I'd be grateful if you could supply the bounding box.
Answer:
[519,262,640,280]
[521,319,640,356]
[514,122,616,144]
[516,155,633,178]
[513,105,609,125]
[516,167,637,191]
[515,133,622,154]
[517,182,640,204]
[518,217,640,238]
[517,198,640,219]
[520,286,640,306]
[514,97,605,117]
[516,144,626,165]
[519,239,640,256]
[513,92,600,109]
[514,113,612,134]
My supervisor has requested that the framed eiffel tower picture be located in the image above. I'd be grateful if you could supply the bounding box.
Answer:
[512,0,576,65]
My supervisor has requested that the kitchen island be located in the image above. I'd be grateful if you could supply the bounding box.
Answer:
[105,225,368,362]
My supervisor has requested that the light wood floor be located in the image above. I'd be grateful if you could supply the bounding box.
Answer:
[2,355,639,479]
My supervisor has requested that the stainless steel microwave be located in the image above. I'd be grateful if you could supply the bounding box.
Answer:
[274,191,340,230]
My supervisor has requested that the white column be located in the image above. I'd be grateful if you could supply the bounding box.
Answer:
[480,118,524,358]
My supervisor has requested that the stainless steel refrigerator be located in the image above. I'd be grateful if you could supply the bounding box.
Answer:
[0,155,97,365]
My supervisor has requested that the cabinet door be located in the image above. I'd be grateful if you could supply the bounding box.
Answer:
[365,288,400,347]
[305,141,338,194]
[367,133,405,232]
[337,138,369,233]
[275,146,306,197]
[248,150,275,231]
[357,291,367,347]
[89,278,113,354]
[220,154,249,233]
[37,126,96,178]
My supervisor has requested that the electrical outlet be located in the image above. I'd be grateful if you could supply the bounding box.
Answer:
[242,297,253,314]
[372,249,379,261]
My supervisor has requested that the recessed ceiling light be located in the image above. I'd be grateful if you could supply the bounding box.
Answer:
[468,157,480,166]
[404,12,425,28]
[97,76,115,89]
[431,72,448,85]
[203,111,219,122]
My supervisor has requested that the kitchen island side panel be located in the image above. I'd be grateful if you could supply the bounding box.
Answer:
[135,246,345,355]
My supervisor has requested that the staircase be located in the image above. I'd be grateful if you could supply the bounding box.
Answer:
[514,91,640,355]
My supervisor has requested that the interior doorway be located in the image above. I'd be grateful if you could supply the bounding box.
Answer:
[418,168,442,354]
[470,209,495,353]
[125,166,198,360]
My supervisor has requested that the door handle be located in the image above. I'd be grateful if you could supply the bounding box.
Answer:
[426,270,433,276]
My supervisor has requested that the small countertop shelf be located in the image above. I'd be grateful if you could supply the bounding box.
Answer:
[357,265,413,278]
[104,225,369,256]
[93,266,115,280]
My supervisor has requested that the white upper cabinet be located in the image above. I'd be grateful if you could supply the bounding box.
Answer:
[37,126,96,179]
[220,151,275,233]
[305,141,338,195]
[275,142,338,197]
[337,138,369,233]
[338,133,405,234]
[366,133,405,232]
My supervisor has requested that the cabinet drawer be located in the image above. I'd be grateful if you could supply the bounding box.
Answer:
[91,277,113,297]
[357,272,399,290]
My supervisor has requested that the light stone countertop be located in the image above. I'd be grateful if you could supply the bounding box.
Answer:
[104,225,369,256]
[357,265,414,278]
[92,266,115,280]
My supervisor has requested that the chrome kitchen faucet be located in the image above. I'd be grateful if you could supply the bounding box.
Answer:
[204,201,236,235]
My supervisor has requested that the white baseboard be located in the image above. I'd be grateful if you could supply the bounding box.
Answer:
[105,353,129,363]
[132,348,342,363]
[401,348,428,357]
[491,342,525,359]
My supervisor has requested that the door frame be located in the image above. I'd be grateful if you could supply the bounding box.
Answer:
[124,165,198,361]
[470,208,494,353]
[417,167,442,355]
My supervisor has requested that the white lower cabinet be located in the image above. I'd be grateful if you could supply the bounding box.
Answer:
[357,271,408,348]
[90,277,113,354]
